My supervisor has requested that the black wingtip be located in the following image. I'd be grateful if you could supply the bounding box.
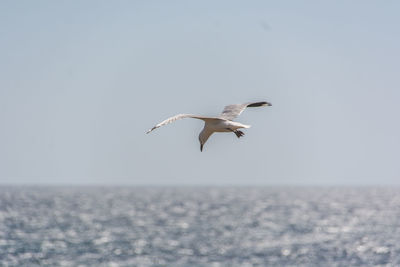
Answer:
[247,101,271,107]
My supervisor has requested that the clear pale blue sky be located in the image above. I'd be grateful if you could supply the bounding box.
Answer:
[1,1,399,185]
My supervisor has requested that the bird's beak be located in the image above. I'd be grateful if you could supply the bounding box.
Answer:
[266,102,272,106]
[200,144,203,152]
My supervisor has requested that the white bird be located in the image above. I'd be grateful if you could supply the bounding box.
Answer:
[146,101,271,151]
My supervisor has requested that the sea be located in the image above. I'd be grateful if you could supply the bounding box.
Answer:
[0,186,399,267]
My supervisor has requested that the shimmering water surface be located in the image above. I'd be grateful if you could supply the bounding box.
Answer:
[1,186,400,266]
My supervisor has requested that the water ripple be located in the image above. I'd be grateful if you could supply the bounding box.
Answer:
[0,186,399,266]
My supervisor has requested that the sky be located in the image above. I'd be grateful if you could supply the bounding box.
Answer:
[1,1,399,185]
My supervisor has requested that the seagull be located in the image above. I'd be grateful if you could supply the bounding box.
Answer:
[146,101,271,151]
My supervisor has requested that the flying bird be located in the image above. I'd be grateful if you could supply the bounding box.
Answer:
[146,101,271,151]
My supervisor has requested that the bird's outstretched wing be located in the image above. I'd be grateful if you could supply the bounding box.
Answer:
[146,114,219,134]
[219,101,271,120]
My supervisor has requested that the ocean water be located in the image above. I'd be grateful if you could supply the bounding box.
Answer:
[0,186,400,267]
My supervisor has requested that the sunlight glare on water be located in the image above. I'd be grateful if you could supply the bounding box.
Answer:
[1,186,400,266]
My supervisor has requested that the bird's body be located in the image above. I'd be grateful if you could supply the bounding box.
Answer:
[204,119,250,133]
[146,101,271,151]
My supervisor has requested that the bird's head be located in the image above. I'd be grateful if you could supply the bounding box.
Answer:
[198,136,205,152]
[198,129,212,152]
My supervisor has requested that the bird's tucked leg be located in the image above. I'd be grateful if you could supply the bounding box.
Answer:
[234,130,244,138]
[226,128,245,138]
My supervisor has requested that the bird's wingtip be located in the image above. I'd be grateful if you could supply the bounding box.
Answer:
[247,101,272,108]
[146,126,157,134]
[260,101,272,106]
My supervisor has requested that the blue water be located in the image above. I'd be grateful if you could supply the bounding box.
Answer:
[1,186,400,266]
